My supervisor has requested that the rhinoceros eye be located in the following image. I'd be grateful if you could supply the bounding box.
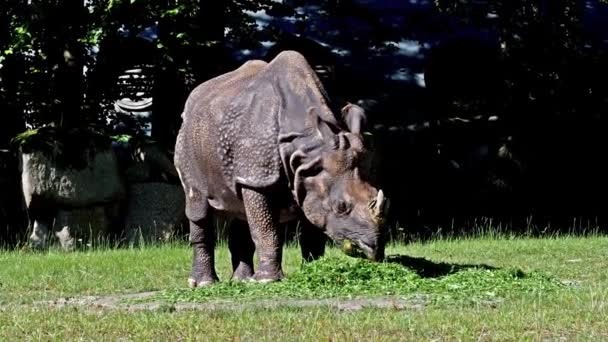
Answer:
[334,200,351,215]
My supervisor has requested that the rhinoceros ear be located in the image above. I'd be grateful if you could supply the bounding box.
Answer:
[291,154,323,206]
[341,103,367,134]
[307,107,337,140]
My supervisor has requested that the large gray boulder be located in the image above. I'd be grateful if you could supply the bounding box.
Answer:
[124,182,186,244]
[52,206,113,250]
[21,148,126,209]
[21,147,126,249]
[122,143,179,183]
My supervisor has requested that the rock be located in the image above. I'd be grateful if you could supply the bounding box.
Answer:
[124,162,152,183]
[124,183,186,244]
[137,144,178,179]
[54,226,74,250]
[53,206,112,250]
[20,147,126,249]
[120,143,179,183]
[20,148,126,209]
[29,205,117,250]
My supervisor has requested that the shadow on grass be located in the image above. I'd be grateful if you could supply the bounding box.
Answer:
[385,254,498,278]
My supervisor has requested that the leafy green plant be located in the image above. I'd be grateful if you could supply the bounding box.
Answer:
[10,126,113,169]
[143,255,564,306]
[110,134,132,144]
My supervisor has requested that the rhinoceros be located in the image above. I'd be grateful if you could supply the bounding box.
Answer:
[174,50,389,287]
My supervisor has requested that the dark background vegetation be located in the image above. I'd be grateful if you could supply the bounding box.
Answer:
[1,0,607,244]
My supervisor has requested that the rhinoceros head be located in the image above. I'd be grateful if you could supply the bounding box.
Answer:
[280,103,390,261]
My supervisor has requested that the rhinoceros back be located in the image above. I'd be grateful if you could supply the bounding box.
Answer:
[175,51,337,222]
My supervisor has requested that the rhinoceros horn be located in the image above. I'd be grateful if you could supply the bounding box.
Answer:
[375,189,385,216]
[369,189,388,220]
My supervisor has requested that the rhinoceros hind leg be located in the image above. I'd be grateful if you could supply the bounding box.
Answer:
[241,187,284,283]
[299,219,327,263]
[188,217,219,287]
[228,219,255,281]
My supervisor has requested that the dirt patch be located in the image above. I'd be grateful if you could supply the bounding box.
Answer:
[33,292,429,312]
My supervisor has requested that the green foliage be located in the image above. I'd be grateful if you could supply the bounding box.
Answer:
[431,0,593,119]
[0,237,606,340]
[0,0,283,131]
[110,134,132,144]
[0,1,91,127]
[10,126,113,169]
[146,254,563,306]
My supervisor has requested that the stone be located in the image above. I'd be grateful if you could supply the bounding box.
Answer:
[53,206,112,250]
[20,147,125,249]
[124,183,186,244]
[122,143,179,183]
[20,148,126,209]
[28,205,115,250]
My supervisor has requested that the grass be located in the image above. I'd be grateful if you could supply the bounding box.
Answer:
[146,255,563,306]
[1,235,607,340]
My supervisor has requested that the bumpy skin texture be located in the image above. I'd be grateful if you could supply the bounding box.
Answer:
[241,187,285,282]
[188,217,219,287]
[175,50,388,286]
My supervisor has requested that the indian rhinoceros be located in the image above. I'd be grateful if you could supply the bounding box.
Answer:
[174,50,389,287]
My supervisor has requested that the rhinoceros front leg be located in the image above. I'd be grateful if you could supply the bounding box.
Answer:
[188,217,219,288]
[228,219,255,281]
[299,219,327,263]
[241,187,284,283]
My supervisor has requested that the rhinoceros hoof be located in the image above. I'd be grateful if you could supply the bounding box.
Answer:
[187,277,218,288]
[231,267,254,282]
[253,270,284,283]
[255,278,279,284]
[231,275,254,282]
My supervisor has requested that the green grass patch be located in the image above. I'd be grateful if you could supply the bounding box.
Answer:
[0,244,191,304]
[148,255,563,306]
[1,235,607,339]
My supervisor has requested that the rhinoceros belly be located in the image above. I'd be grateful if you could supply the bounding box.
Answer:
[209,192,299,224]
[206,183,247,220]
[206,179,299,224]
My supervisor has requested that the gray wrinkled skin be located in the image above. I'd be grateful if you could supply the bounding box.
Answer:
[174,50,389,286]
